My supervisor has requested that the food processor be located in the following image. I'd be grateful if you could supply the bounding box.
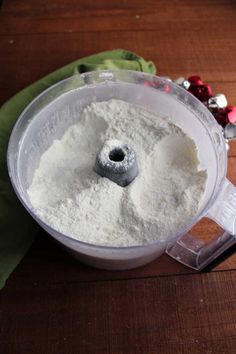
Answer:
[7,70,236,270]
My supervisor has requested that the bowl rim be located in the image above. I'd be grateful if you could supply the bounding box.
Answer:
[7,69,227,251]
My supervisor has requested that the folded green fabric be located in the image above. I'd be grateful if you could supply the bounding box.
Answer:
[0,49,156,289]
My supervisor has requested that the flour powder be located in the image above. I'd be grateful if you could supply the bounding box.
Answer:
[28,99,207,246]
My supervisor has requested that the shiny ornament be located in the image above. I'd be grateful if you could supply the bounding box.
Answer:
[227,106,236,124]
[188,75,203,85]
[210,106,236,127]
[188,83,212,102]
[208,94,228,109]
[224,123,236,141]
[174,77,190,90]
[210,108,229,127]
[145,73,235,139]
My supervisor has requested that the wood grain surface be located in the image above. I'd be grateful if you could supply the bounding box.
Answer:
[0,1,236,353]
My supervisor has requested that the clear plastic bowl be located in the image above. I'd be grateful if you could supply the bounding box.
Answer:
[7,70,236,270]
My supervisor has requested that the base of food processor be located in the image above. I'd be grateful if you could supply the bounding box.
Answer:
[166,232,236,270]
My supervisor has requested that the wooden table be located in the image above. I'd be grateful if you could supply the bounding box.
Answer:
[1,1,236,353]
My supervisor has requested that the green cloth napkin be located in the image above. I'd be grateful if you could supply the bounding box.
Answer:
[0,49,156,289]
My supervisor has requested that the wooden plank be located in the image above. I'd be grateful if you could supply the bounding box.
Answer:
[1,6,236,35]
[227,157,236,182]
[0,31,236,89]
[1,0,167,12]
[0,87,19,106]
[0,271,236,353]
[2,0,236,15]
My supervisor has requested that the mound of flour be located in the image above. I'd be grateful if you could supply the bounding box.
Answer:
[28,99,207,246]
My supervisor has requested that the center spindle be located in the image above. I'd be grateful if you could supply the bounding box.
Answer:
[93,139,139,187]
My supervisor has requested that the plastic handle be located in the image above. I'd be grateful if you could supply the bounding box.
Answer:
[166,179,236,270]
[207,179,236,234]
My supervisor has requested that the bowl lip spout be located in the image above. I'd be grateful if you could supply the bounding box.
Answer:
[7,69,227,251]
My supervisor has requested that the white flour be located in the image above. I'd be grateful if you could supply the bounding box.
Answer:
[28,99,207,246]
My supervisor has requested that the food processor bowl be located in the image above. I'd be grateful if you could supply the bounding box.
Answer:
[7,70,236,270]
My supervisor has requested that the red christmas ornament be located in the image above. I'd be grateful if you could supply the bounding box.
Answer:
[210,108,229,127]
[175,74,235,136]
[210,106,236,127]
[227,106,236,124]
[188,75,203,85]
[188,83,212,102]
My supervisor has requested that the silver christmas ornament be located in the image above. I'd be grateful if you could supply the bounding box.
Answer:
[224,123,236,141]
[174,77,190,90]
[208,94,228,109]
